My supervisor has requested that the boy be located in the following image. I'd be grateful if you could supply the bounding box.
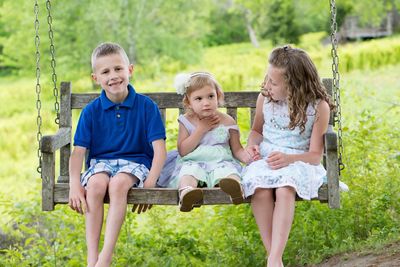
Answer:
[68,42,166,267]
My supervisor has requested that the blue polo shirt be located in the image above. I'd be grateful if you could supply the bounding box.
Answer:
[74,84,166,169]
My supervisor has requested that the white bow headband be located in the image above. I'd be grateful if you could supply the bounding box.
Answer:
[174,72,215,95]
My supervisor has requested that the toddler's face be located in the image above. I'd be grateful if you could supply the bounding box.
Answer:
[92,53,133,103]
[188,85,218,119]
[261,65,287,101]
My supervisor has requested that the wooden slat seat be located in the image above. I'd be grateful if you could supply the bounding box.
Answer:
[41,79,339,211]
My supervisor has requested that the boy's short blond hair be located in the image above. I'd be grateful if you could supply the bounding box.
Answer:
[91,42,130,71]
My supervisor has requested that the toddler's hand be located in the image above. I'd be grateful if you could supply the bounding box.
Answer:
[266,151,292,170]
[197,114,220,133]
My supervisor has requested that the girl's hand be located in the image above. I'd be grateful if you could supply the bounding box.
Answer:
[267,151,292,170]
[245,145,261,163]
[197,114,220,133]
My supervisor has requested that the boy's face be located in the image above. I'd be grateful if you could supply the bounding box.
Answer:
[92,53,133,103]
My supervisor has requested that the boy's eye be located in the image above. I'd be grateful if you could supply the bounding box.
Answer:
[195,97,202,101]
[102,70,109,74]
[208,94,215,99]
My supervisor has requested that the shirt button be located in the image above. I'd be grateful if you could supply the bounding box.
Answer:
[117,114,121,118]
[116,106,120,110]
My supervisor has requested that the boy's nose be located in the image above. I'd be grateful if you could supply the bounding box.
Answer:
[109,71,118,79]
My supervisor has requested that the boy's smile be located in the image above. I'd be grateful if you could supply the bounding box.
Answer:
[92,53,133,103]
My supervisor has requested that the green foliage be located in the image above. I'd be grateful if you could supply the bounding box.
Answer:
[285,109,400,265]
[1,0,399,79]
[342,0,399,27]
[203,6,248,46]
[0,0,213,79]
[341,36,400,72]
[263,0,300,45]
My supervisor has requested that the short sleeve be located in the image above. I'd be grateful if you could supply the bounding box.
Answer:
[73,106,92,148]
[145,100,166,144]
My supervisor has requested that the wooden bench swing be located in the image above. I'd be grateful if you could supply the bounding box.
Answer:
[35,0,344,212]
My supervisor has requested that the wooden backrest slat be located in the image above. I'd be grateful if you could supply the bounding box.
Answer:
[71,92,259,110]
[227,107,237,122]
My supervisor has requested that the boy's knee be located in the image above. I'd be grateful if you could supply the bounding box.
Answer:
[108,174,135,196]
[86,174,109,197]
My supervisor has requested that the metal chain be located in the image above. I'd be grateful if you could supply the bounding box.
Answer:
[34,0,42,174]
[46,0,60,124]
[330,0,345,174]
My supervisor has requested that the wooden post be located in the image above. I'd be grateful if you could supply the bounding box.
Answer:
[227,107,237,122]
[58,82,72,183]
[325,127,340,209]
[42,152,55,211]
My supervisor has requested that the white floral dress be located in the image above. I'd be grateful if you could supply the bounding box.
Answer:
[167,115,242,188]
[242,99,325,199]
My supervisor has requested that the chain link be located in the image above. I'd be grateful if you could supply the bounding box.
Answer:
[46,0,60,124]
[34,0,42,174]
[330,0,345,174]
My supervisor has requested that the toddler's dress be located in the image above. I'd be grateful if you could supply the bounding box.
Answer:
[166,115,242,188]
[242,99,325,199]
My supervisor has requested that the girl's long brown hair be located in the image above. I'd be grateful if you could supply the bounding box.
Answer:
[268,45,335,133]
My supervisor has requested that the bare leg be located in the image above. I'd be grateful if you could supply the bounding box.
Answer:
[267,186,296,267]
[95,173,137,267]
[85,173,109,267]
[179,175,198,189]
[251,188,275,254]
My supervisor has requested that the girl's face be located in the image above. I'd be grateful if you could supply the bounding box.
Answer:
[261,65,287,101]
[188,85,218,119]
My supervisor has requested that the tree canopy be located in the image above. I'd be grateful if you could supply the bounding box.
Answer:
[0,0,398,77]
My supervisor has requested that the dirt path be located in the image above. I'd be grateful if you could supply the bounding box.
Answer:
[308,241,400,267]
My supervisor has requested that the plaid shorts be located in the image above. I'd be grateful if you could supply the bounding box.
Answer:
[80,159,149,188]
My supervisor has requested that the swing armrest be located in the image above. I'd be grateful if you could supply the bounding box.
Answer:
[40,127,71,153]
[324,126,337,152]
[323,125,340,208]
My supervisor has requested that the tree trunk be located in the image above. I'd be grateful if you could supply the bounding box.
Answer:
[244,9,259,48]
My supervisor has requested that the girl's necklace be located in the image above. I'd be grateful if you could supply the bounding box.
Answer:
[270,102,289,131]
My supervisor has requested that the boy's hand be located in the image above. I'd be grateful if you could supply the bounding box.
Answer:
[267,151,292,170]
[131,178,156,214]
[246,145,261,162]
[143,178,156,188]
[68,184,87,214]
[132,204,153,214]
